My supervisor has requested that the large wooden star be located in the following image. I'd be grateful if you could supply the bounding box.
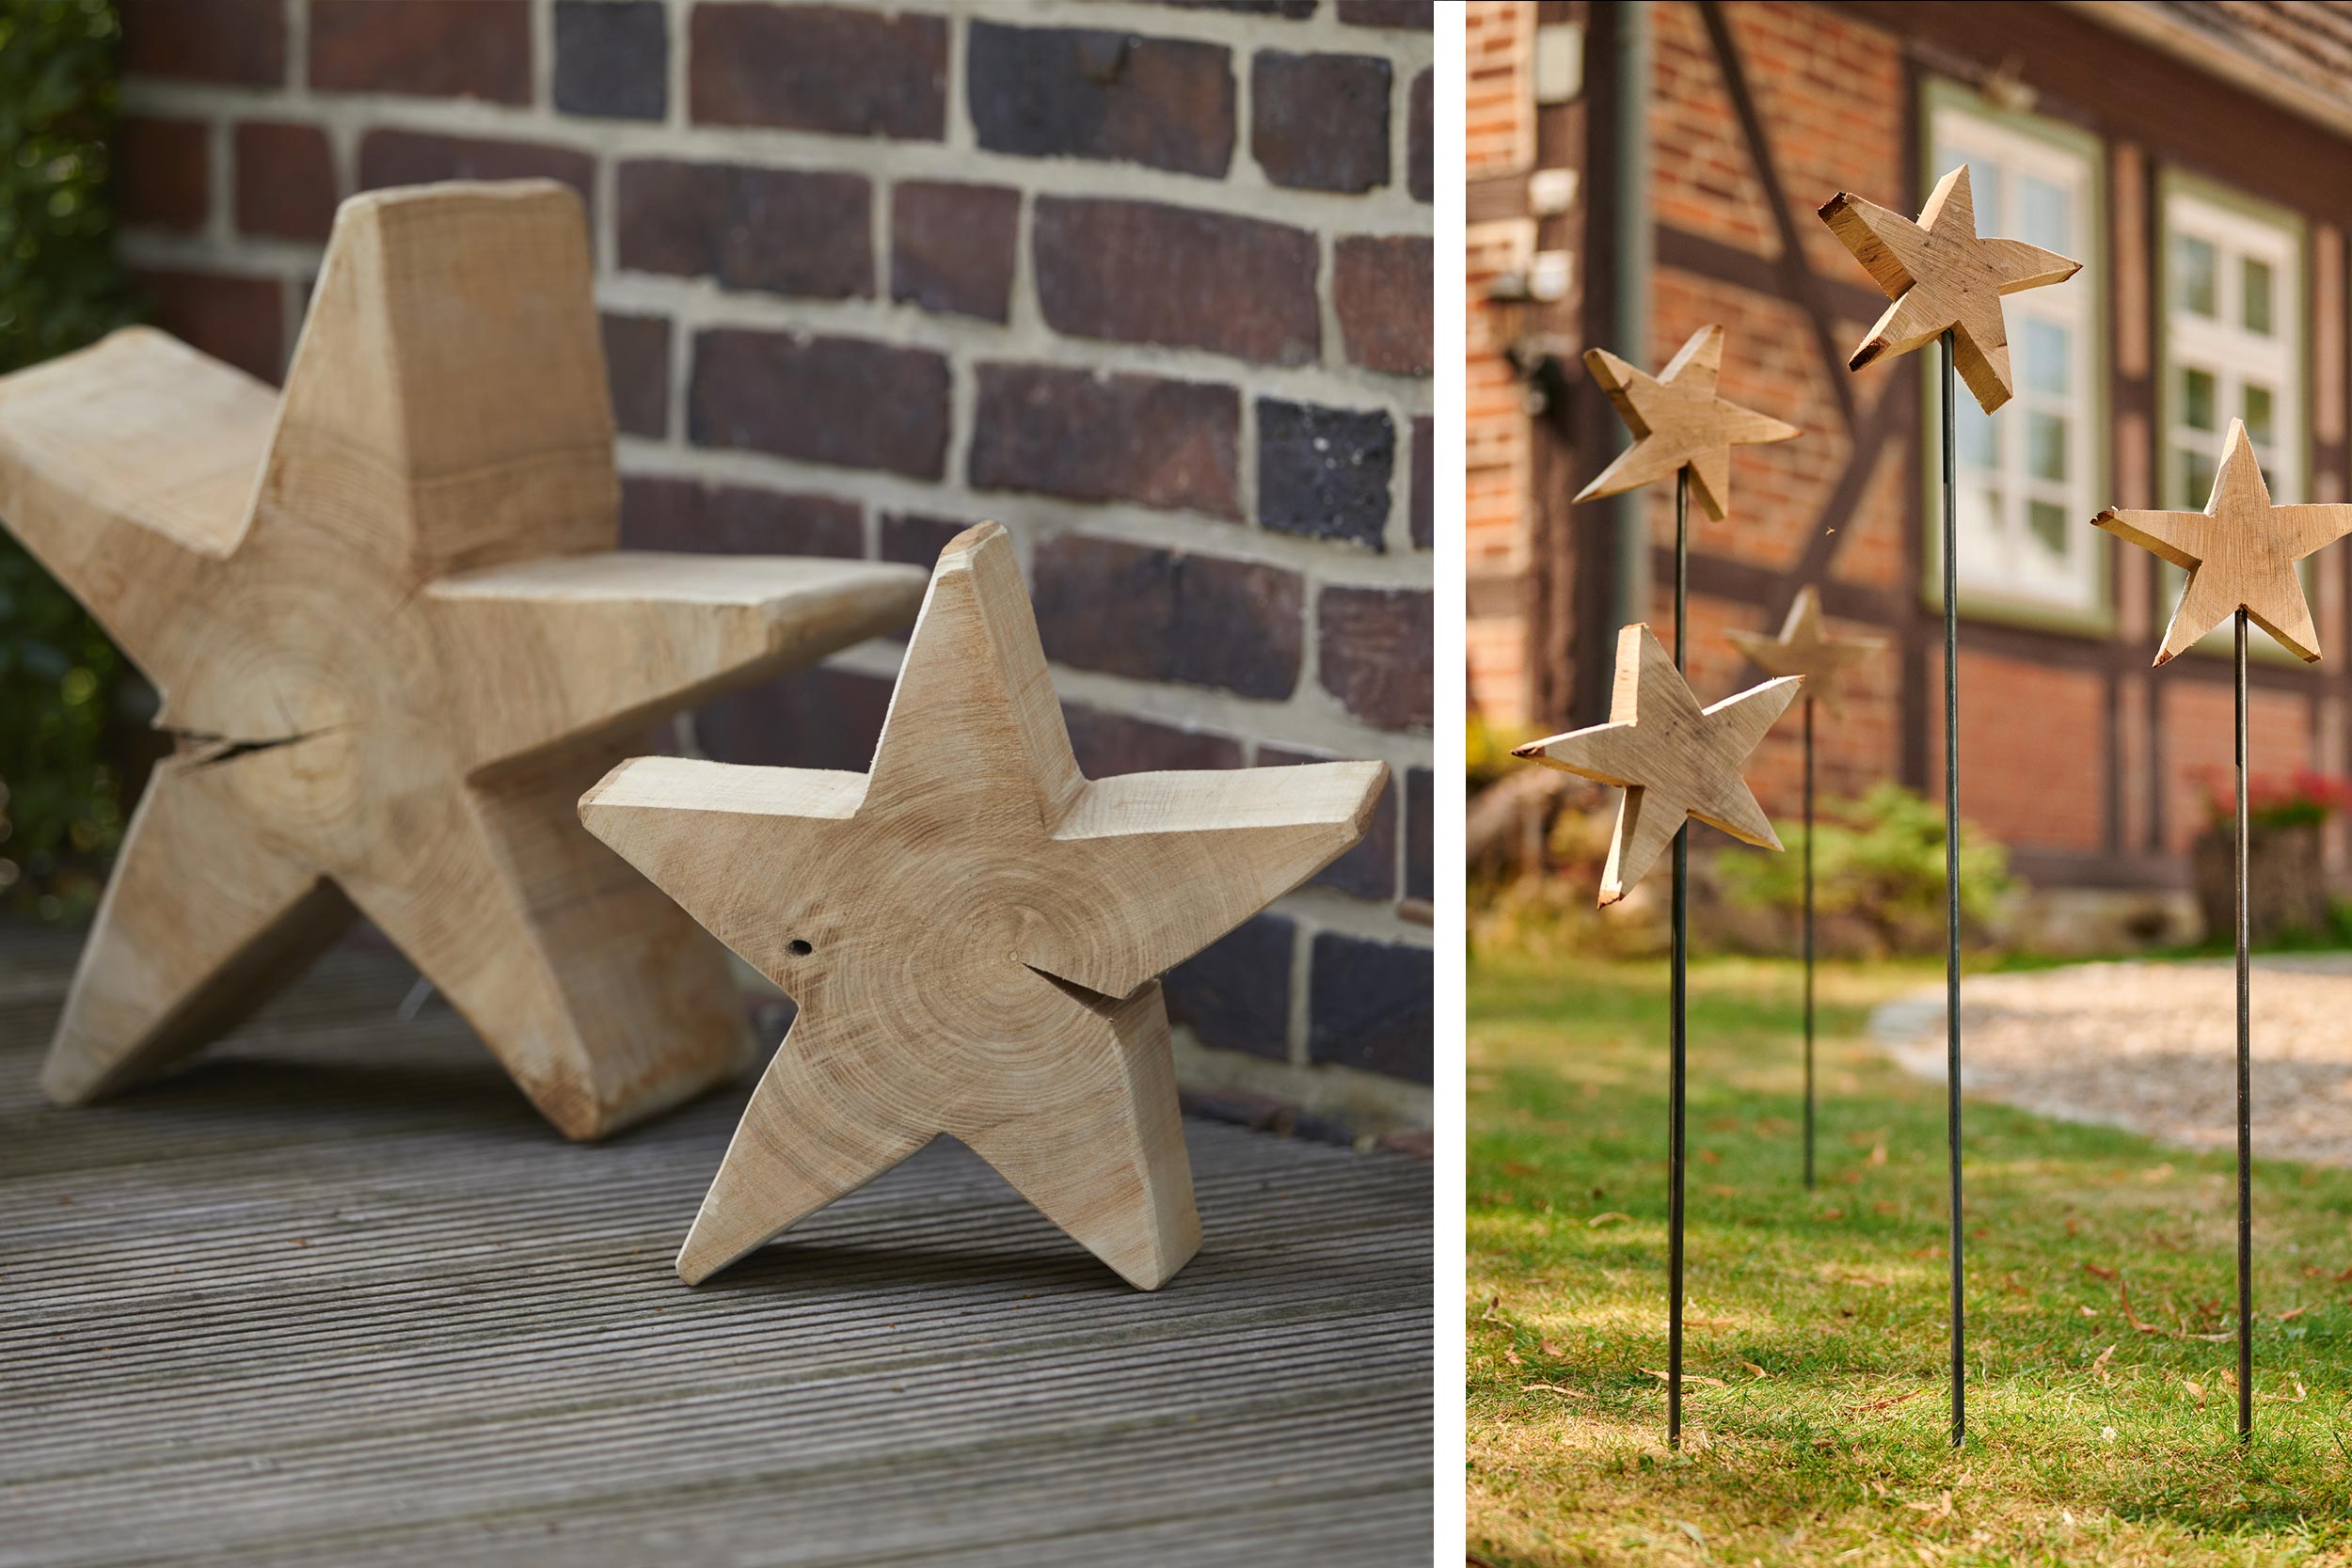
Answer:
[1819,165,2081,414]
[1724,587,1886,716]
[1575,325,1800,521]
[0,182,927,1138]
[1513,625,1800,905]
[580,522,1386,1290]
[2094,418,2352,665]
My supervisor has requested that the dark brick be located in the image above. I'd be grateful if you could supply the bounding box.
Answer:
[118,117,207,232]
[1033,534,1301,700]
[880,513,971,570]
[1405,766,1431,901]
[1408,67,1432,202]
[1308,931,1431,1082]
[892,181,1019,323]
[600,313,671,438]
[121,0,285,85]
[310,0,530,103]
[1410,414,1433,548]
[1261,745,1395,900]
[555,0,667,121]
[972,364,1240,518]
[1337,0,1433,25]
[1251,52,1390,194]
[691,329,949,480]
[1034,198,1318,367]
[968,22,1233,178]
[234,121,336,243]
[691,4,946,139]
[1334,235,1433,376]
[620,475,863,559]
[1318,586,1431,731]
[1257,399,1393,550]
[136,268,282,385]
[1064,705,1245,776]
[697,665,894,772]
[1164,912,1295,1061]
[618,161,870,299]
[358,131,596,221]
[1163,1,1315,14]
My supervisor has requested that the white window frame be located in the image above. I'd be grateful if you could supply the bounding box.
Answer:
[1927,96,2105,625]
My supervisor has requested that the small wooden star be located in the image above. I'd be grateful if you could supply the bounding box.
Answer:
[1724,587,1887,716]
[2094,418,2352,665]
[581,522,1386,1290]
[0,182,928,1138]
[1513,624,1802,906]
[1575,324,1801,522]
[1819,165,2081,414]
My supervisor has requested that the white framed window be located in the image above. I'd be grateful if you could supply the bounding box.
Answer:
[1928,93,2104,622]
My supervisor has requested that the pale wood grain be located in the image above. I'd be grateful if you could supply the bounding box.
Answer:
[1723,586,1886,716]
[2094,417,2352,664]
[0,181,929,1139]
[1819,165,2081,414]
[1512,624,1801,906]
[1574,324,1800,522]
[580,522,1388,1290]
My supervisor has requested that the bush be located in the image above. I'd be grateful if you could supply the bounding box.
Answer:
[0,0,142,919]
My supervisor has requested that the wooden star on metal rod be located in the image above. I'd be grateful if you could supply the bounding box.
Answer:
[1724,587,1887,716]
[1575,324,1800,522]
[1819,165,2081,413]
[2094,418,2352,664]
[1512,624,1802,905]
[0,182,928,1139]
[581,522,1386,1290]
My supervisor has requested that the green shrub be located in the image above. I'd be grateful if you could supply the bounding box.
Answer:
[0,0,141,919]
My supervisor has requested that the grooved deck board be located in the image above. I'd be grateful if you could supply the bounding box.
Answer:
[0,931,1433,1566]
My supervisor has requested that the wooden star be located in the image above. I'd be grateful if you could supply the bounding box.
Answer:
[2094,418,2352,665]
[1575,325,1800,522]
[1724,587,1886,716]
[0,182,928,1138]
[580,522,1386,1290]
[1819,165,2082,414]
[1512,625,1801,906]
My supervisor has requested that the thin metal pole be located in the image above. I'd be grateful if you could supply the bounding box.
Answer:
[1804,694,1816,1191]
[1941,328,1965,1449]
[2235,609,2253,1441]
[1668,465,1690,1449]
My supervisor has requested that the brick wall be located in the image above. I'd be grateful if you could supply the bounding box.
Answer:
[109,0,1435,1133]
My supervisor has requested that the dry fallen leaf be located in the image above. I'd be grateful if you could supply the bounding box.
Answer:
[1741,1361,1766,1379]
[2084,1263,2117,1281]
[1868,1142,1887,1165]
[1588,1212,1632,1227]
[1538,1338,1565,1356]
[2090,1343,2116,1383]
[1520,1382,1590,1399]
[2079,1306,2099,1318]
[2277,1305,2309,1323]
[1503,1347,1522,1367]
[1681,1426,1712,1451]
[2184,1377,2207,1409]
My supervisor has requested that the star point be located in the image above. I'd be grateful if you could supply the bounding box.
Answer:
[1575,325,1801,522]
[1723,587,1886,716]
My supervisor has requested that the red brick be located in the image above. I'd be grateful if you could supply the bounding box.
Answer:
[117,117,207,232]
[1063,705,1245,776]
[1032,534,1302,700]
[357,131,595,222]
[891,181,1020,323]
[619,475,863,559]
[967,22,1233,178]
[310,0,530,103]
[970,363,1240,518]
[1034,198,1319,367]
[1334,235,1433,376]
[234,122,336,243]
[690,328,950,480]
[600,313,670,439]
[1251,51,1391,194]
[617,160,871,300]
[1262,744,1397,899]
[690,4,947,140]
[135,268,282,385]
[120,0,285,85]
[1319,586,1432,730]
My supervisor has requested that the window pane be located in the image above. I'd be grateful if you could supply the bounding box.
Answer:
[1937,150,1999,224]
[2027,412,2068,482]
[2177,444,2216,506]
[2182,365,2217,431]
[2173,233,2217,317]
[2020,174,2070,255]
[2244,382,2276,447]
[2026,499,2069,556]
[2023,318,2070,396]
[2243,257,2275,336]
[1958,396,1998,470]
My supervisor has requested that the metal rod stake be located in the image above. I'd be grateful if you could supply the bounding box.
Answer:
[1668,464,1690,1449]
[1804,693,1816,1191]
[1941,328,1965,1449]
[2236,608,2253,1441]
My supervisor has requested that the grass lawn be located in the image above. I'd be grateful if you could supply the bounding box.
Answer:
[1468,950,2352,1567]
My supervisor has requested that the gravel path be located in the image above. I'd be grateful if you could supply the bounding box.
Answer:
[1870,957,2352,1166]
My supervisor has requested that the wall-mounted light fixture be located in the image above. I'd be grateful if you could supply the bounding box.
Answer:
[1486,251,1576,428]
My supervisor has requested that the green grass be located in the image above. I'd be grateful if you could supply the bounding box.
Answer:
[1468,951,2352,1567]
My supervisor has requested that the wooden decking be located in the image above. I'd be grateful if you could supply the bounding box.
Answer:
[0,930,1432,1565]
